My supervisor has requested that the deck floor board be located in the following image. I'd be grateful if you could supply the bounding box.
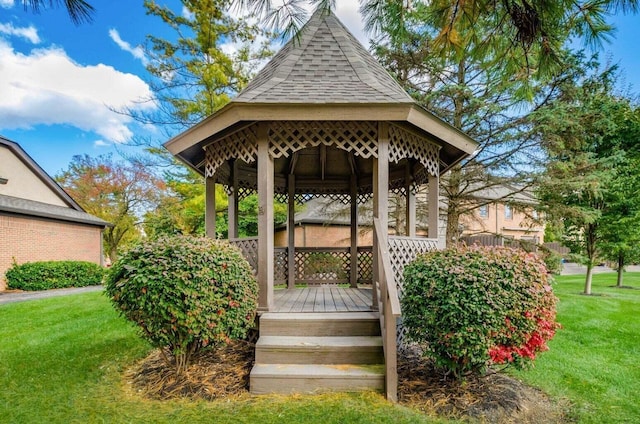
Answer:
[273,288,373,313]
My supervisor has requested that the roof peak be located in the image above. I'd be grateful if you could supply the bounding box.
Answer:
[233,8,414,104]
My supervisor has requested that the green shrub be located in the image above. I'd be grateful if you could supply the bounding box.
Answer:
[104,236,258,374]
[402,245,559,379]
[5,261,104,291]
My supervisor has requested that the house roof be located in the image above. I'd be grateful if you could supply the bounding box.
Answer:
[234,8,414,104]
[469,184,538,205]
[0,194,109,227]
[0,137,109,227]
[1,137,83,210]
[282,196,428,229]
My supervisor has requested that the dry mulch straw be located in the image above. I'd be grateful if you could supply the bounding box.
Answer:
[398,347,571,423]
[126,340,255,400]
[127,342,570,423]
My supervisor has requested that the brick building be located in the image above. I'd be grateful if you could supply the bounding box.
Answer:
[0,137,108,290]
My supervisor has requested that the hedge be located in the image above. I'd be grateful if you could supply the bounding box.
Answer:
[5,261,104,291]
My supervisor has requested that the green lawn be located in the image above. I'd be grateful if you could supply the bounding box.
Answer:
[1,273,638,423]
[514,272,640,423]
[0,292,447,424]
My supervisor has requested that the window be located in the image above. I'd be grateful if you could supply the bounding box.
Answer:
[504,204,513,220]
[479,204,488,218]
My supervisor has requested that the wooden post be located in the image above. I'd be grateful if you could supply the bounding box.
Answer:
[428,174,439,240]
[287,174,296,289]
[405,163,416,237]
[257,124,274,311]
[349,174,358,288]
[205,175,216,238]
[373,122,389,310]
[228,160,239,239]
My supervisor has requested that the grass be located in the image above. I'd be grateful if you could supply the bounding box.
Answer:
[514,272,640,423]
[0,291,449,424]
[1,273,638,423]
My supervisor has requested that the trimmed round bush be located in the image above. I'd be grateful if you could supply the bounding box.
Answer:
[402,245,559,379]
[104,236,258,373]
[5,261,104,291]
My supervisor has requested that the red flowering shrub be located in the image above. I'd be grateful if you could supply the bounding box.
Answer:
[402,245,559,379]
[105,236,258,374]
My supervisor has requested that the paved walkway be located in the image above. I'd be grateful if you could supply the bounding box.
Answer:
[0,285,104,305]
[561,262,640,275]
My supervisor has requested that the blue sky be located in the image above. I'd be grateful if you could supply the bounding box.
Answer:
[0,1,639,177]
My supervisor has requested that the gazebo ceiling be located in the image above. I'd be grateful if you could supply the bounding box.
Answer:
[164,9,478,186]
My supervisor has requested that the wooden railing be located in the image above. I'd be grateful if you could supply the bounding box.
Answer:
[373,217,401,402]
[231,238,373,286]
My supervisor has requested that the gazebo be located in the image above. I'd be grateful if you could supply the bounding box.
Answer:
[165,8,477,401]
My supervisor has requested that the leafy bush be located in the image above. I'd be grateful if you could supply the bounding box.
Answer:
[402,245,559,379]
[5,261,104,291]
[104,236,258,374]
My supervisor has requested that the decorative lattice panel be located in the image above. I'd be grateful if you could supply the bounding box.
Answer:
[387,236,439,348]
[294,248,350,286]
[357,247,373,285]
[274,247,288,284]
[268,121,378,159]
[293,191,352,205]
[237,186,257,202]
[205,126,258,177]
[389,124,440,177]
[230,238,258,274]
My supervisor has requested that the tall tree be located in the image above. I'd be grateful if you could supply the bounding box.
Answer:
[130,0,272,133]
[369,5,571,244]
[123,1,274,237]
[536,68,640,294]
[56,154,163,261]
[596,104,640,287]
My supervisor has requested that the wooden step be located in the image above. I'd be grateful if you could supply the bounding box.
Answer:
[259,312,381,337]
[250,363,385,395]
[255,336,383,365]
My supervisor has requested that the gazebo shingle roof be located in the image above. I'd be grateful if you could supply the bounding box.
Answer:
[234,8,413,104]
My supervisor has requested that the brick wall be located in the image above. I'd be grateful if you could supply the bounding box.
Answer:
[0,214,103,291]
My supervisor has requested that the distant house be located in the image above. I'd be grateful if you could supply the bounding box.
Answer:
[0,137,109,290]
[459,184,544,245]
[274,196,444,248]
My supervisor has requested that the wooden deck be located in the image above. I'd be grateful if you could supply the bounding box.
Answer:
[273,287,373,312]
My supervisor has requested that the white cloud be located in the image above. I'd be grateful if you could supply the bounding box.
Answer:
[108,28,148,66]
[0,39,156,143]
[0,0,14,9]
[182,5,195,20]
[0,22,40,43]
[94,140,109,147]
[334,3,369,46]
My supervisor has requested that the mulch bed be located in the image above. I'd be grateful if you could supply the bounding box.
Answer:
[126,342,570,423]
[126,340,255,400]
[397,347,571,423]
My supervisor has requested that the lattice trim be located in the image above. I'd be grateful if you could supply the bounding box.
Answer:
[388,236,438,295]
[205,126,258,177]
[269,121,378,159]
[230,238,258,274]
[388,236,439,347]
[389,124,440,177]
